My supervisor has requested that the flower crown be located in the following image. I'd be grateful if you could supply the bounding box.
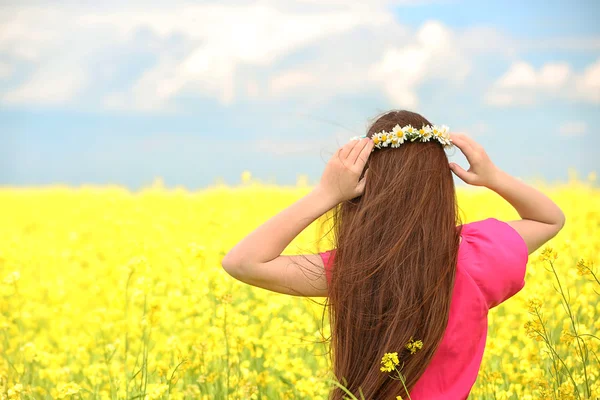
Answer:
[350,124,452,150]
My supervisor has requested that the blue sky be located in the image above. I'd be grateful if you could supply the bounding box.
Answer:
[1,0,598,190]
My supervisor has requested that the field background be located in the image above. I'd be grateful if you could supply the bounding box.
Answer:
[1,176,598,400]
[2,1,599,399]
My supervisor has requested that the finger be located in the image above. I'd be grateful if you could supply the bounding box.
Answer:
[455,132,484,152]
[355,139,374,167]
[338,139,357,161]
[449,133,476,161]
[449,162,476,184]
[348,138,369,164]
[451,132,483,153]
[355,168,368,195]
[449,133,472,150]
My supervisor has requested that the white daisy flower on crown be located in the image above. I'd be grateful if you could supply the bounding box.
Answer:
[439,125,451,146]
[403,125,417,142]
[380,130,391,147]
[349,123,452,149]
[372,131,384,148]
[390,124,407,148]
[386,131,394,145]
[430,125,445,145]
[418,125,433,142]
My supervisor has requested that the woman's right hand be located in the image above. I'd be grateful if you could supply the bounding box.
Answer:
[448,133,501,188]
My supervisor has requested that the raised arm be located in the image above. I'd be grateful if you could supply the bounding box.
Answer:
[221,137,374,296]
[449,133,565,254]
[220,185,338,297]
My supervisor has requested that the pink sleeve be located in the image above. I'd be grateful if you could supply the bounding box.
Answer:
[461,218,529,309]
[319,249,336,286]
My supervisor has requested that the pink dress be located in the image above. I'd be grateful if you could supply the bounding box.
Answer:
[319,218,529,399]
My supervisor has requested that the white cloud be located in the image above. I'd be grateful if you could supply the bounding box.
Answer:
[495,61,571,89]
[2,2,599,112]
[10,2,592,112]
[484,92,536,107]
[297,0,436,5]
[538,63,572,89]
[485,58,600,106]
[495,62,538,88]
[2,61,86,105]
[575,58,600,103]
[269,71,317,96]
[368,21,471,109]
[92,2,395,109]
[0,2,479,110]
[558,121,588,137]
[0,61,13,79]
[0,7,66,61]
[521,37,600,52]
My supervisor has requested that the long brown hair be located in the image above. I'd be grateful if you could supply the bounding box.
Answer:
[327,110,462,399]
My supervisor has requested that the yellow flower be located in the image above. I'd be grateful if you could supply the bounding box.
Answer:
[8,383,24,399]
[396,396,403,400]
[527,297,542,313]
[560,329,575,344]
[0,178,597,400]
[524,320,544,342]
[2,271,20,285]
[576,259,591,276]
[538,247,558,262]
[56,382,81,399]
[380,352,400,372]
[405,337,423,354]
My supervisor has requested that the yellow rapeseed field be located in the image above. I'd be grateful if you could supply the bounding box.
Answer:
[1,175,598,400]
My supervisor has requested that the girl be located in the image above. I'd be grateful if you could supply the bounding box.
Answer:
[221,110,565,399]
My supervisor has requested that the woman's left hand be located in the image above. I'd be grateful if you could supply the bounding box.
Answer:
[316,137,374,203]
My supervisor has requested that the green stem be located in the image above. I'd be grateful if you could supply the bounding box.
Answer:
[392,365,412,400]
[531,318,580,399]
[124,269,134,399]
[326,378,360,400]
[549,260,590,398]
[223,301,230,400]
[578,333,600,342]
[583,265,600,286]
[141,294,150,398]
